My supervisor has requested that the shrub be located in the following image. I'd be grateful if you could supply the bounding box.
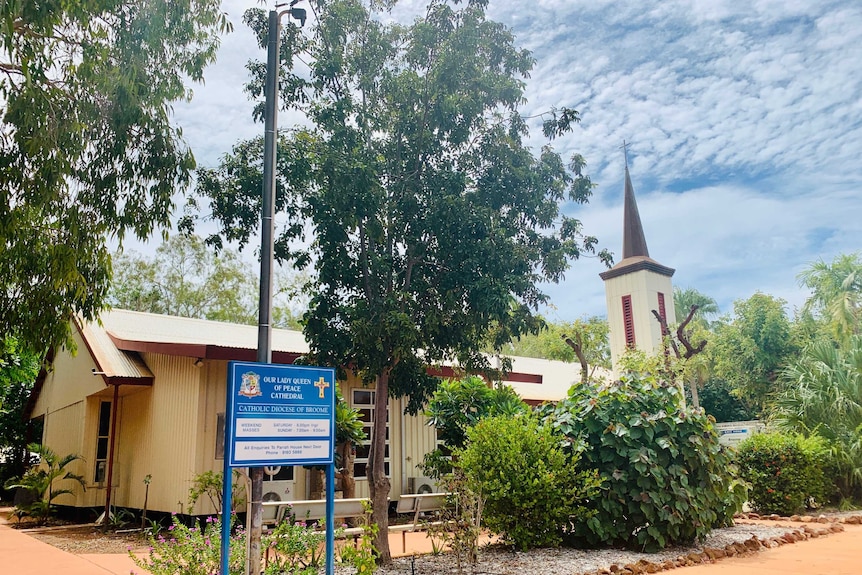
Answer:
[541,374,745,551]
[132,514,247,575]
[735,431,832,515]
[457,414,599,550]
[132,513,335,575]
[3,443,86,526]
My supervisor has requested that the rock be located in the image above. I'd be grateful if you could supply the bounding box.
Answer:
[644,563,661,573]
[789,515,802,522]
[743,538,761,551]
[623,563,642,575]
[609,564,620,573]
[661,560,675,571]
[830,524,845,533]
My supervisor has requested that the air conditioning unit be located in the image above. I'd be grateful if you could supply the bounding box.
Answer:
[408,476,437,494]
[262,491,282,502]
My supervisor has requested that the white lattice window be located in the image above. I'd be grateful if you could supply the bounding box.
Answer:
[352,388,390,479]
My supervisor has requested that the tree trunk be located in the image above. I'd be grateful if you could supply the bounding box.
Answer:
[688,377,700,408]
[337,441,357,499]
[309,468,325,500]
[249,466,264,575]
[368,371,392,563]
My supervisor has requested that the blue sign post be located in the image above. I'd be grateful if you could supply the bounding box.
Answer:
[220,362,336,575]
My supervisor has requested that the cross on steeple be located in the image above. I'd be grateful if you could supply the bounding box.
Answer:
[314,376,330,399]
[620,140,631,168]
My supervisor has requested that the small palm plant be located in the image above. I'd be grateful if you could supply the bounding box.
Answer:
[3,443,86,525]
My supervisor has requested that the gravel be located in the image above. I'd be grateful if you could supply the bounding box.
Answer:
[345,523,801,575]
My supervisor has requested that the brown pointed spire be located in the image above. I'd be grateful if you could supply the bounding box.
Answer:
[622,164,649,259]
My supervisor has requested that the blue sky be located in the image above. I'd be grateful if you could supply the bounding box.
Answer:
[165,0,862,322]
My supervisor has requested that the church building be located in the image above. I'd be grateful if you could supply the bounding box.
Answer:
[600,162,676,370]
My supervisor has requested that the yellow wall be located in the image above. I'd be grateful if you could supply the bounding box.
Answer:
[39,402,86,506]
[604,268,675,371]
[31,329,106,418]
[37,346,442,514]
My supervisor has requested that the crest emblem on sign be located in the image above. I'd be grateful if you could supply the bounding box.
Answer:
[238,372,262,398]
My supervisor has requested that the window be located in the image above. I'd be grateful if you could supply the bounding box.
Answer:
[657,292,667,323]
[215,413,225,460]
[352,388,389,479]
[264,466,294,482]
[622,295,636,348]
[94,401,111,483]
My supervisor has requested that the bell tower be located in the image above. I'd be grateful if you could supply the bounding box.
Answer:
[600,152,675,369]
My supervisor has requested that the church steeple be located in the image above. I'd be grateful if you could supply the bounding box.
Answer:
[600,149,676,371]
[622,165,650,259]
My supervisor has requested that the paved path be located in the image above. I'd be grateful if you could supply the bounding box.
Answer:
[1,513,860,575]
[684,522,862,575]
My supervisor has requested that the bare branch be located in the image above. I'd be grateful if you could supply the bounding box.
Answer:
[651,309,681,358]
[677,304,707,359]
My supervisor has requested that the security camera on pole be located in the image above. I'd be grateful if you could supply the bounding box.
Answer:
[218,4,319,575]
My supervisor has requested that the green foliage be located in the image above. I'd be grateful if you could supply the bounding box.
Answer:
[0,338,41,488]
[699,379,757,423]
[187,470,247,515]
[110,235,306,328]
[798,253,861,346]
[132,514,247,575]
[424,468,483,572]
[195,1,609,558]
[542,374,744,551]
[425,376,527,450]
[773,336,862,501]
[264,519,327,575]
[338,500,377,575]
[3,443,86,525]
[334,387,367,447]
[0,0,231,352]
[457,414,600,550]
[673,287,720,328]
[503,316,610,381]
[736,432,832,515]
[711,293,797,415]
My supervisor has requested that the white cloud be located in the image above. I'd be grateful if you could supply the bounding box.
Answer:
[158,0,862,325]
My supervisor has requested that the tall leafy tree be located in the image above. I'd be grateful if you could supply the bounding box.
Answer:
[193,0,608,560]
[109,235,304,328]
[0,338,41,488]
[711,293,797,415]
[673,286,719,328]
[773,336,862,500]
[0,1,231,352]
[504,317,610,383]
[798,253,862,347]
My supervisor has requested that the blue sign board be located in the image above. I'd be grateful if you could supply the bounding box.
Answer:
[225,361,335,467]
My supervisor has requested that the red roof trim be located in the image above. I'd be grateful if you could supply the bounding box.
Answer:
[426,365,542,384]
[107,335,302,365]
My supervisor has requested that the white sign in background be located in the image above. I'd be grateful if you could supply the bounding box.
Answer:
[234,440,330,463]
[235,418,331,438]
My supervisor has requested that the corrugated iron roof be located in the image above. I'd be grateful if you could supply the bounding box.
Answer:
[86,310,597,403]
[79,319,154,381]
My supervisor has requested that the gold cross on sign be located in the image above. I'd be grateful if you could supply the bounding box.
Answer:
[314,377,330,399]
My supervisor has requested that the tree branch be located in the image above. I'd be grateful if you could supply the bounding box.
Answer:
[677,304,707,359]
[562,333,589,383]
[651,309,681,359]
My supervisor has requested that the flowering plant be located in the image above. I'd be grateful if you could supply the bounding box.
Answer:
[131,514,246,575]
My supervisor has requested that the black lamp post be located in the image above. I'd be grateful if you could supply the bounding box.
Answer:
[249,2,306,574]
